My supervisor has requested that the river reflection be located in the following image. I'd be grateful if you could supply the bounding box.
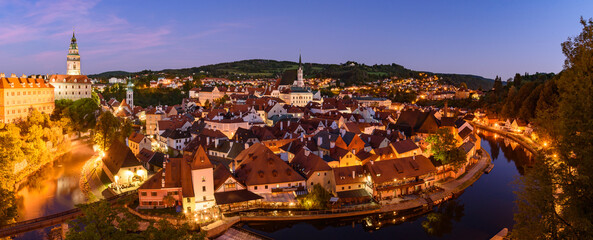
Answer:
[15,140,93,239]
[243,133,534,240]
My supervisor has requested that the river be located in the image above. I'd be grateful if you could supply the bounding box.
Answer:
[15,140,94,240]
[12,132,531,239]
[242,132,534,239]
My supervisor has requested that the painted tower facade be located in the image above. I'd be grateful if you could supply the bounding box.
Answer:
[67,31,81,75]
[126,79,134,108]
[295,54,304,87]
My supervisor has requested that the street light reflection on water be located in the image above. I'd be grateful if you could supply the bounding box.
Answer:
[16,141,94,222]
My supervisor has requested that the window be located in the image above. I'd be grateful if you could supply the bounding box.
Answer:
[265,185,268,189]
[151,192,157,196]
[141,192,147,196]
[342,187,344,190]
[202,176,206,182]
[311,182,314,186]
[203,196,206,201]
[254,186,258,190]
[348,186,351,189]
[317,172,320,176]
[202,186,206,192]
[225,183,236,190]
[186,198,190,203]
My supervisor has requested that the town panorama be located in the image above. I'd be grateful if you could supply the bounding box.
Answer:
[0,2,592,240]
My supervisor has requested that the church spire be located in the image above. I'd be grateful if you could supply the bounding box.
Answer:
[299,54,302,67]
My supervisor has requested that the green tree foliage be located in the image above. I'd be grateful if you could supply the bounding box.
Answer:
[120,119,133,142]
[52,98,99,133]
[0,125,25,190]
[66,200,139,240]
[534,80,559,139]
[134,88,185,107]
[0,188,18,226]
[66,200,205,240]
[94,111,120,151]
[69,98,99,133]
[203,99,211,109]
[511,155,562,239]
[298,184,332,209]
[0,110,68,225]
[512,17,593,239]
[493,75,503,92]
[143,219,205,240]
[513,73,523,88]
[90,59,494,90]
[517,84,544,121]
[426,128,466,166]
[421,200,465,237]
[162,195,176,208]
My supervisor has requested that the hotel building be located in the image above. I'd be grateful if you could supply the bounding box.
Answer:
[0,74,55,123]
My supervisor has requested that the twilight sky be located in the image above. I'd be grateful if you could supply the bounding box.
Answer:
[0,0,591,80]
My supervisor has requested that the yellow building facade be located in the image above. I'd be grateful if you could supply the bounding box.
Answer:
[0,74,55,123]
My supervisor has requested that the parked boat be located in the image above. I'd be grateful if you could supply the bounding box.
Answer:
[484,163,494,174]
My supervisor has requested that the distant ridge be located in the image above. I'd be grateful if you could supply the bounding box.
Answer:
[89,59,494,90]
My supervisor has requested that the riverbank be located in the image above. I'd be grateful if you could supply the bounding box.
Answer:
[199,148,492,238]
[471,122,539,154]
[14,137,90,191]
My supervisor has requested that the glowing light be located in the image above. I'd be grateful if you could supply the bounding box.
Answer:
[114,175,119,182]
[543,142,548,147]
[553,154,558,158]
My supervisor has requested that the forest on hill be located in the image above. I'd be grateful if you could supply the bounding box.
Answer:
[89,59,495,90]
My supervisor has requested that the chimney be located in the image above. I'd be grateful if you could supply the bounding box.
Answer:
[318,137,322,145]
[288,121,291,127]
[305,150,310,156]
[0,73,4,78]
[280,121,283,130]
[245,143,249,149]
[352,170,355,179]
[215,138,219,147]
[11,73,16,77]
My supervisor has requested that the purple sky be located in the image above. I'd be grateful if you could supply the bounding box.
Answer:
[0,0,591,80]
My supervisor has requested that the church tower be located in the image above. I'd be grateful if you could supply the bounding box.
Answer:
[126,78,134,108]
[295,54,304,87]
[67,30,81,75]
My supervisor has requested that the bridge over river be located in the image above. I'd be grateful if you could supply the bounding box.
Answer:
[0,191,136,238]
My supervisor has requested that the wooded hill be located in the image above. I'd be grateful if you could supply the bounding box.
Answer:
[89,59,495,90]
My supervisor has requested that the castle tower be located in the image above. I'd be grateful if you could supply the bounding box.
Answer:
[126,78,134,108]
[295,54,304,87]
[67,30,81,75]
